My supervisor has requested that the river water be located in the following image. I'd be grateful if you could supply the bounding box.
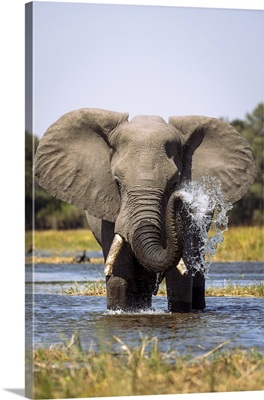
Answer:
[26,252,263,356]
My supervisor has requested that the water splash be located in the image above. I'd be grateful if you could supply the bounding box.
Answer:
[105,308,166,316]
[179,177,233,276]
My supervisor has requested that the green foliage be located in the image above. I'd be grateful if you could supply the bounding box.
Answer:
[25,131,87,230]
[229,103,264,225]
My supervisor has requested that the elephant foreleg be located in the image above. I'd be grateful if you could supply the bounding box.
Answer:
[165,266,193,312]
[101,222,135,311]
[98,219,154,311]
[86,215,134,310]
[192,271,206,310]
[106,274,135,311]
[182,215,211,311]
[106,256,155,311]
[132,258,156,310]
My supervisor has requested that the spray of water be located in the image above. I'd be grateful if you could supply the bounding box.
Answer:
[179,176,233,276]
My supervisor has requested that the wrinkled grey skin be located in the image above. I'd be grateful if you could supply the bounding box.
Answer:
[34,108,257,312]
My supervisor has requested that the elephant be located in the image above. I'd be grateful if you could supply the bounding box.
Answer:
[34,108,257,312]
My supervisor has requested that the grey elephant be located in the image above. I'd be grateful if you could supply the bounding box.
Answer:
[34,108,256,312]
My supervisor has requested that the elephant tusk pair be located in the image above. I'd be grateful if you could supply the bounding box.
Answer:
[104,234,188,277]
[104,234,124,276]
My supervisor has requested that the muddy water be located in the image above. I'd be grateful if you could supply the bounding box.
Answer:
[26,258,264,356]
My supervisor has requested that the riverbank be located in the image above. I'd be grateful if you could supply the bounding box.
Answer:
[32,335,263,398]
[26,226,263,261]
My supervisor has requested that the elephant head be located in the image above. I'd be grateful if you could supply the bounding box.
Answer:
[34,108,256,274]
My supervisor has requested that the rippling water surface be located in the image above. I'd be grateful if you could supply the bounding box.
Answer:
[26,258,263,356]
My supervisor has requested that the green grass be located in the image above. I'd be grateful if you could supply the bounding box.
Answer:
[26,226,263,261]
[213,226,263,261]
[32,335,264,398]
[27,229,101,252]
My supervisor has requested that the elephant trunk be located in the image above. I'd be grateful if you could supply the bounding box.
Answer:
[127,187,184,273]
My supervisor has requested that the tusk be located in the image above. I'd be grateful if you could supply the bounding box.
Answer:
[104,234,124,276]
[176,259,188,276]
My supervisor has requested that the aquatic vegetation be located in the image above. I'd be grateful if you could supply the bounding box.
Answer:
[61,280,106,296]
[60,279,264,298]
[33,334,264,398]
[206,282,264,297]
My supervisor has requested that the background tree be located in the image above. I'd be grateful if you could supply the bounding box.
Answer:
[228,103,263,225]
[25,131,87,230]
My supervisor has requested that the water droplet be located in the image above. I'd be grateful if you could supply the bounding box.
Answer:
[179,176,233,275]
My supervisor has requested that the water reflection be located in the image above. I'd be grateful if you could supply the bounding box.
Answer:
[28,292,264,356]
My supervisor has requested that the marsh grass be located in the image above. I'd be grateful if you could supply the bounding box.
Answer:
[33,334,264,399]
[206,281,264,297]
[60,279,264,297]
[61,280,106,296]
[26,226,264,261]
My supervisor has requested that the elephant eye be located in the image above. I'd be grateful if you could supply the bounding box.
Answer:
[114,177,122,193]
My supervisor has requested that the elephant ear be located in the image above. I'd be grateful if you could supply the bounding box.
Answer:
[168,116,257,203]
[34,108,129,222]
